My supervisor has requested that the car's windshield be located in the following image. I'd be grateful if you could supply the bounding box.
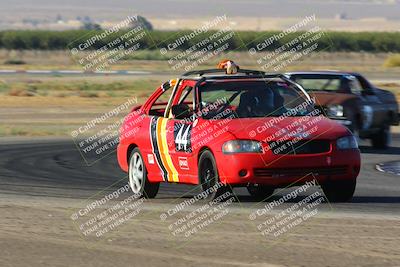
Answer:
[199,80,315,119]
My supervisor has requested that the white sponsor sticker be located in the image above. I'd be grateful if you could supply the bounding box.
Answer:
[148,154,155,164]
[178,157,189,170]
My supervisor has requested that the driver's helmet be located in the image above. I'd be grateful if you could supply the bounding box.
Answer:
[237,88,274,117]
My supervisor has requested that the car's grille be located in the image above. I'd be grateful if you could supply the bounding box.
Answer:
[254,166,348,178]
[268,140,331,155]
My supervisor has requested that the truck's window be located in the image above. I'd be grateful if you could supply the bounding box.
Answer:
[356,75,372,90]
[293,76,341,92]
[301,78,340,91]
[349,78,363,96]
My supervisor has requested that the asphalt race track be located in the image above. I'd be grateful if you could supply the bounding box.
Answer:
[1,134,399,211]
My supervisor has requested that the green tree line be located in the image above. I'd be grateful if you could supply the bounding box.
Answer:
[0,30,399,52]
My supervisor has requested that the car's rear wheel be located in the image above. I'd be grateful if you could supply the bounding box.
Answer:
[128,148,159,198]
[247,184,274,201]
[371,125,391,149]
[198,150,231,200]
[321,179,356,202]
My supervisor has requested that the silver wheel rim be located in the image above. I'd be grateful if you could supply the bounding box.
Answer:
[129,152,144,194]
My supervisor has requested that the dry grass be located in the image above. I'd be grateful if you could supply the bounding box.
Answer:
[383,54,400,68]
[1,49,400,74]
[0,95,132,107]
[0,78,161,100]
[0,96,135,137]
[7,88,36,96]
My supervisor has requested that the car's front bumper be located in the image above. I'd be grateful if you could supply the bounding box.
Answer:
[215,148,361,187]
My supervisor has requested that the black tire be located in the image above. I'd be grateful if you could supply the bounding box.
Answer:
[247,185,274,201]
[128,148,159,198]
[371,125,391,149]
[321,179,356,202]
[198,150,231,200]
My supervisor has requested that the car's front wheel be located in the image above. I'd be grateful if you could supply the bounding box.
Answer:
[321,179,356,202]
[128,148,159,198]
[198,150,231,200]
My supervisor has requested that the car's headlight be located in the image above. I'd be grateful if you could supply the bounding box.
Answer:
[336,136,358,150]
[222,140,262,154]
[327,104,344,117]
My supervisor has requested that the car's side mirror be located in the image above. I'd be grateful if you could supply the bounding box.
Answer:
[171,103,191,119]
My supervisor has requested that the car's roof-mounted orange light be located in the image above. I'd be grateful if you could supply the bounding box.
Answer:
[217,59,239,74]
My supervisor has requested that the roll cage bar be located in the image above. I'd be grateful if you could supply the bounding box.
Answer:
[182,68,267,77]
[182,68,311,102]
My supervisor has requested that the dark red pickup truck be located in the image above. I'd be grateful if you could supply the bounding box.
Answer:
[286,71,399,149]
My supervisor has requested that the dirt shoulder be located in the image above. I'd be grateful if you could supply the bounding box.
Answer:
[0,196,399,267]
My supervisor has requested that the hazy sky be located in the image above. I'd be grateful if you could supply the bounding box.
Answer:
[2,0,400,21]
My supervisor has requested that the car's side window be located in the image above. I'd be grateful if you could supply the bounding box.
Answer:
[178,86,194,109]
[169,81,197,120]
[149,88,174,117]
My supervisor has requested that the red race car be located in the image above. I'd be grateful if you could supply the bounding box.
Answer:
[117,62,361,202]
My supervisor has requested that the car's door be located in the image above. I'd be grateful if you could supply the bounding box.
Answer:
[164,80,199,184]
[353,74,384,129]
[142,79,180,183]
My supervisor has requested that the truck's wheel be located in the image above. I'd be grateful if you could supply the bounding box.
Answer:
[128,148,159,198]
[321,180,356,202]
[247,184,274,201]
[198,150,231,200]
[371,125,391,149]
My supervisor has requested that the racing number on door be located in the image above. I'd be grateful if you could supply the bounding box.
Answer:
[174,123,192,153]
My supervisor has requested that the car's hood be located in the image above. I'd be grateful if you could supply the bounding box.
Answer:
[307,91,357,106]
[219,116,350,141]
